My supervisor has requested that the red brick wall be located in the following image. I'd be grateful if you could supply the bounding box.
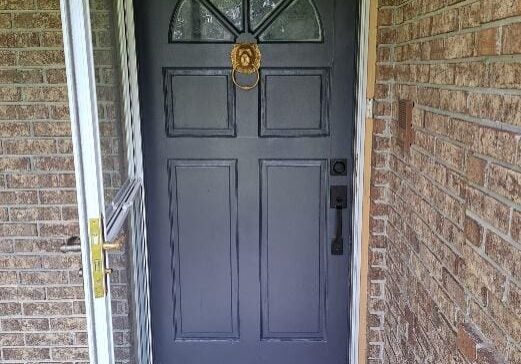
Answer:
[0,0,89,362]
[369,0,521,363]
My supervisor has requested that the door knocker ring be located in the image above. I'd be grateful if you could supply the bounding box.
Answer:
[231,43,261,91]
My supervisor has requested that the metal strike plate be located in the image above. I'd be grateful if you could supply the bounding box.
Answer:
[89,218,106,298]
[330,159,348,176]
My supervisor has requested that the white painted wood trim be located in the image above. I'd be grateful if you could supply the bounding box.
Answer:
[350,0,371,362]
[60,0,115,363]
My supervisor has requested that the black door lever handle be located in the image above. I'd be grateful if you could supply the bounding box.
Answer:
[330,186,347,256]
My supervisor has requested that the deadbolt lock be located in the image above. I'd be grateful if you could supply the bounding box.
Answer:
[330,159,348,176]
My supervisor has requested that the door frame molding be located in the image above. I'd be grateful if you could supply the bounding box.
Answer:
[351,0,372,362]
[61,0,372,362]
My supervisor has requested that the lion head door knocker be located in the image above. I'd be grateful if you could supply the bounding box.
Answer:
[231,43,261,91]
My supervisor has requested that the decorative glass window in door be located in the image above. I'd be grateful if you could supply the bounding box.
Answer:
[169,0,323,42]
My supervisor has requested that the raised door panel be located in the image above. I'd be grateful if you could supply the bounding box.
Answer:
[260,69,330,137]
[260,160,327,340]
[168,160,239,339]
[164,69,236,137]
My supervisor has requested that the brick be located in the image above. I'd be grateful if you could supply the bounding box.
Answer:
[23,302,73,316]
[13,12,61,29]
[430,8,458,36]
[487,164,521,204]
[33,121,71,137]
[489,63,521,89]
[33,156,75,171]
[0,0,35,10]
[465,215,483,246]
[465,187,511,233]
[0,287,45,301]
[1,318,49,331]
[435,139,464,169]
[50,317,87,331]
[482,0,521,22]
[0,255,41,269]
[457,323,486,361]
[3,348,50,360]
[467,155,487,185]
[9,206,61,221]
[0,190,38,205]
[477,28,499,56]
[0,222,37,236]
[460,2,481,29]
[0,50,16,66]
[0,104,48,120]
[454,62,488,87]
[22,86,68,102]
[45,68,67,84]
[0,333,24,346]
[0,31,40,47]
[39,222,79,237]
[512,209,521,242]
[19,271,68,285]
[0,302,21,315]
[445,33,475,59]
[484,231,521,281]
[18,49,64,66]
[2,139,56,155]
[476,346,506,364]
[0,122,31,137]
[0,86,20,101]
[502,23,521,55]
[51,347,89,361]
[39,30,64,47]
[0,156,30,171]
[39,190,77,204]
[476,127,518,165]
[25,332,74,346]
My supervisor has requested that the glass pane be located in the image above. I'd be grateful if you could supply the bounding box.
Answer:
[107,212,136,364]
[259,0,322,42]
[250,0,284,30]
[170,0,234,41]
[90,0,129,206]
[209,0,243,30]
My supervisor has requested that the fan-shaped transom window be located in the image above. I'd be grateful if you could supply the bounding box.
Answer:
[169,0,322,43]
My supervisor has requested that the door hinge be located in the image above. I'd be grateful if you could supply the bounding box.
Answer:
[367,98,374,119]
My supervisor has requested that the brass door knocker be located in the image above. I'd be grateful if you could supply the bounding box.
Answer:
[231,43,261,91]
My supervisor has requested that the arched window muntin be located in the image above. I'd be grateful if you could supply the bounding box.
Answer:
[169,0,323,43]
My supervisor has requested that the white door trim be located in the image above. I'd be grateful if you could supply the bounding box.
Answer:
[350,0,371,362]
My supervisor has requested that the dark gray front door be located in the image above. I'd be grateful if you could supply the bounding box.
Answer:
[135,0,358,362]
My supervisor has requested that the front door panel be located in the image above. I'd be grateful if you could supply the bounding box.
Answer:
[135,0,358,362]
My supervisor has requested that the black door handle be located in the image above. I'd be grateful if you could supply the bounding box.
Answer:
[330,186,347,256]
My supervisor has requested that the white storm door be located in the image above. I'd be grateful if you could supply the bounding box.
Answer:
[60,0,152,363]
